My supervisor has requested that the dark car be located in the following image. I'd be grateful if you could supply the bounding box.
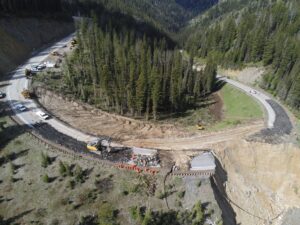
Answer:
[0,91,6,98]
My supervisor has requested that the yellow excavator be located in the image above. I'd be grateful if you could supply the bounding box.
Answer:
[197,121,205,130]
[87,139,102,152]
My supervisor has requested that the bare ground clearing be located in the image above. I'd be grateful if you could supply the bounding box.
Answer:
[33,86,264,151]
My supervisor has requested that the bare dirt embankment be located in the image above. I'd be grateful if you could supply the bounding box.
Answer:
[34,87,193,141]
[0,17,74,76]
[214,140,300,225]
[219,67,265,85]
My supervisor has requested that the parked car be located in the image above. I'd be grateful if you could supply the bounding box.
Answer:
[15,104,27,112]
[36,111,50,120]
[36,64,46,70]
[0,91,6,98]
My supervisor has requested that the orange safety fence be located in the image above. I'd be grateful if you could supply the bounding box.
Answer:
[115,163,159,175]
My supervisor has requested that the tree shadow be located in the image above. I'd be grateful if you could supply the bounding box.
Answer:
[14,163,26,171]
[83,167,94,177]
[11,177,23,183]
[3,209,34,225]
[0,83,11,88]
[213,79,227,92]
[48,176,58,183]
[211,157,237,225]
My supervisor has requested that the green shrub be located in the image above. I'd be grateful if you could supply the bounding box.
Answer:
[59,161,67,176]
[98,203,118,225]
[9,162,16,175]
[197,180,202,187]
[68,179,76,189]
[42,174,50,183]
[41,152,51,168]
[177,190,185,199]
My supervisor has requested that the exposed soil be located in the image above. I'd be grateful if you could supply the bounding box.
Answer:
[209,92,223,121]
[34,86,225,142]
[219,67,265,85]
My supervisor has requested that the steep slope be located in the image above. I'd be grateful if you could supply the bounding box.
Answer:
[65,0,218,33]
[184,0,300,111]
[0,17,74,76]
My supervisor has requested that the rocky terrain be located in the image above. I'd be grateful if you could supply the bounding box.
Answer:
[215,140,300,225]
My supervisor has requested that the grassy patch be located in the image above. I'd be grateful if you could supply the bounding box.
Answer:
[210,84,263,130]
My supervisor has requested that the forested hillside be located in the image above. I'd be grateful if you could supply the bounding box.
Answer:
[63,14,217,119]
[0,0,217,34]
[186,0,300,110]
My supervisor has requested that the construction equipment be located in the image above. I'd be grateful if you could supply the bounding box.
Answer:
[87,139,101,152]
[197,124,205,130]
[197,120,205,130]
[21,89,34,99]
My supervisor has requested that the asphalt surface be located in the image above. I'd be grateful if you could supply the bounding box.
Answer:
[5,33,96,144]
[247,100,293,144]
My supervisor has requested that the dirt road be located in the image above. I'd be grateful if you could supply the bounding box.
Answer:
[123,122,264,150]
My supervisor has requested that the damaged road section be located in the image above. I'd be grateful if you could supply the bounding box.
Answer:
[33,122,132,163]
[247,100,293,144]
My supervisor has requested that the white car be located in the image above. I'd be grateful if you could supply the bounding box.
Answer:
[36,64,46,70]
[36,111,50,120]
[15,104,27,112]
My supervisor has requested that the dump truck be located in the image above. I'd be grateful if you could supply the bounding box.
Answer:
[21,89,34,99]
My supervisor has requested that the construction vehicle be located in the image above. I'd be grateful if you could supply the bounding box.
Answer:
[197,122,205,130]
[87,138,127,153]
[21,89,34,99]
[87,139,102,152]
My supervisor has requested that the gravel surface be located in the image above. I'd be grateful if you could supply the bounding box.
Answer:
[247,100,293,144]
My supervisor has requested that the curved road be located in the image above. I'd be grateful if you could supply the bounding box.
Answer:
[218,76,275,129]
[4,35,279,149]
[5,34,96,143]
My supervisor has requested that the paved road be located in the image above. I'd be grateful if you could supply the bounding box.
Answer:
[5,33,96,143]
[218,76,276,128]
[3,35,277,148]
